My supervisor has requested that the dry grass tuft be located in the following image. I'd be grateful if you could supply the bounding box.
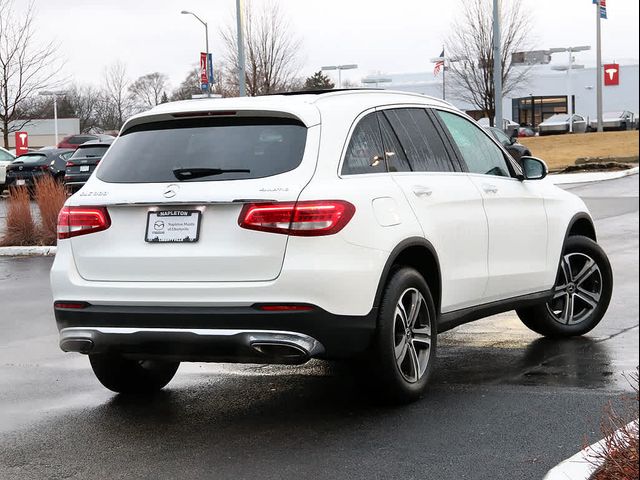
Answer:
[589,369,639,480]
[0,187,36,246]
[34,176,68,245]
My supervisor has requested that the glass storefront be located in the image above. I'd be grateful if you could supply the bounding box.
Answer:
[512,95,575,128]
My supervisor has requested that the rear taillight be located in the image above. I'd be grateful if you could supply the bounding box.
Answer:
[66,161,75,167]
[239,200,355,236]
[57,206,111,239]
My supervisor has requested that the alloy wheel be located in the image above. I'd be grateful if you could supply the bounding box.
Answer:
[547,252,603,325]
[393,288,432,383]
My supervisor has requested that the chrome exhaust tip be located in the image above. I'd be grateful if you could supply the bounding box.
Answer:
[251,342,310,363]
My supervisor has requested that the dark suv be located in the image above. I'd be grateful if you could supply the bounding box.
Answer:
[64,139,113,191]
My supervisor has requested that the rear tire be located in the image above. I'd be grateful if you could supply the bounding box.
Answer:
[517,236,612,337]
[365,267,437,403]
[89,354,179,394]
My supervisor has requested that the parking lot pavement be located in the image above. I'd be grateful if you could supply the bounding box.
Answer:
[0,175,637,480]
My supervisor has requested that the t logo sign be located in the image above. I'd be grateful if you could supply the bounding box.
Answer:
[15,131,29,156]
[603,63,619,86]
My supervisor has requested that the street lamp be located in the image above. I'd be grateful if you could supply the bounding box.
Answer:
[321,64,358,89]
[361,75,392,88]
[549,45,591,132]
[39,90,67,146]
[181,10,211,98]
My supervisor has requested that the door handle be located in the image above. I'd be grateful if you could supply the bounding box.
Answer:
[482,183,498,194]
[412,186,433,197]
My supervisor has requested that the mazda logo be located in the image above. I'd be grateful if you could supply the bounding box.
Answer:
[163,184,179,198]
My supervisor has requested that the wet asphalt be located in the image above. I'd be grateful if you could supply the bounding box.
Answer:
[0,175,638,480]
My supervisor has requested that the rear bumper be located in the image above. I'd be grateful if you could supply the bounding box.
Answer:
[55,304,377,360]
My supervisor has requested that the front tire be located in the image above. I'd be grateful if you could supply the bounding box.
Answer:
[366,267,437,403]
[89,354,179,394]
[517,236,612,337]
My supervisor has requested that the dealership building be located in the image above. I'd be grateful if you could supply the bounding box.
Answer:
[379,63,639,127]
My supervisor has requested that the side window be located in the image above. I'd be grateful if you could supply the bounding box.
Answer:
[491,128,512,147]
[384,108,455,172]
[378,113,411,172]
[0,150,13,161]
[436,110,511,177]
[342,112,385,175]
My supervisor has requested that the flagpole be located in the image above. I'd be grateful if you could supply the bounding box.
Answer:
[442,45,446,101]
[596,1,603,132]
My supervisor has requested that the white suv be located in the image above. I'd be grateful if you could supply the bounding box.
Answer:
[51,90,612,402]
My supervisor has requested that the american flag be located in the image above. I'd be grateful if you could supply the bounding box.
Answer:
[433,50,445,76]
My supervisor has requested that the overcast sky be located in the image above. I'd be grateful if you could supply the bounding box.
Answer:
[17,0,640,91]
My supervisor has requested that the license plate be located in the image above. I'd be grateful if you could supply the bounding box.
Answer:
[16,179,26,186]
[80,166,90,172]
[145,210,201,243]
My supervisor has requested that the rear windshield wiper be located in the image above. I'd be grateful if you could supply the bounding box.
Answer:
[172,167,251,181]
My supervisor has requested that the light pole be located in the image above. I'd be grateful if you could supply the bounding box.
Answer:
[321,64,358,88]
[236,0,246,96]
[39,90,66,146]
[550,45,590,132]
[492,0,503,130]
[181,10,211,97]
[595,2,603,132]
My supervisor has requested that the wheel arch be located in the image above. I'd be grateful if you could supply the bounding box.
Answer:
[374,237,442,315]
[566,212,597,242]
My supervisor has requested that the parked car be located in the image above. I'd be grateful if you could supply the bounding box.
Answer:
[538,114,588,135]
[588,111,635,131]
[487,126,532,162]
[477,117,519,138]
[518,126,536,137]
[0,146,16,193]
[64,138,113,191]
[51,90,613,402]
[57,134,114,150]
[5,149,73,190]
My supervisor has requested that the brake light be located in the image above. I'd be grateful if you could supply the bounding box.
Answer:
[256,304,314,311]
[239,200,355,236]
[57,206,111,239]
[54,301,89,309]
[66,161,75,167]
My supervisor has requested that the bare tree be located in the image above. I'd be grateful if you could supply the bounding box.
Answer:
[63,85,101,133]
[98,61,133,131]
[220,1,303,96]
[171,68,201,101]
[129,72,169,110]
[446,0,531,125]
[0,0,62,147]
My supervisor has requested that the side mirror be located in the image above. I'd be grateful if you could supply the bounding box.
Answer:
[521,156,548,180]
[509,135,518,145]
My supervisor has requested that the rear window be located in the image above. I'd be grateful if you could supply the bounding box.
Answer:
[14,154,47,164]
[68,135,97,145]
[70,146,109,158]
[97,117,307,183]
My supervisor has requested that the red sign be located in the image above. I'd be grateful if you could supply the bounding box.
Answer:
[604,63,619,86]
[200,52,208,88]
[15,131,28,156]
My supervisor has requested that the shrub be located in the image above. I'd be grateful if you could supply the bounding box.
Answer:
[34,176,68,245]
[0,187,36,246]
[589,370,639,480]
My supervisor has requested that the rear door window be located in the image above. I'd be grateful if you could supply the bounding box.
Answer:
[378,114,411,172]
[97,117,308,183]
[383,108,456,172]
[342,112,385,175]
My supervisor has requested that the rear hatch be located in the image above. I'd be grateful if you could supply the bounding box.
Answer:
[7,154,48,179]
[69,113,320,282]
[65,145,109,177]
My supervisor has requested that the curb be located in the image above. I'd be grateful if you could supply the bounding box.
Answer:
[0,246,57,257]
[543,420,638,480]
[550,166,639,185]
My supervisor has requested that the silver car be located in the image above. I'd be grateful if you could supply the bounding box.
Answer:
[538,114,587,135]
[589,111,635,131]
